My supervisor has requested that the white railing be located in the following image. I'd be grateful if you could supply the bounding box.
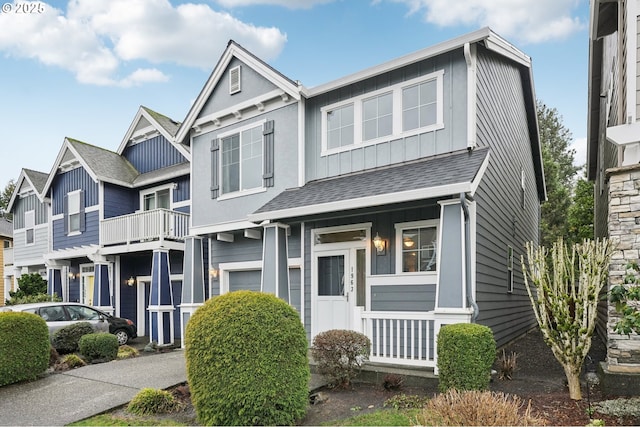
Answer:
[3,247,13,266]
[100,209,189,246]
[357,310,437,368]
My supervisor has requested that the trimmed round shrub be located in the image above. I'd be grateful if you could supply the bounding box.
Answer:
[437,323,496,392]
[127,388,181,415]
[311,329,371,388]
[0,312,50,386]
[79,332,118,362]
[52,321,94,354]
[185,290,309,426]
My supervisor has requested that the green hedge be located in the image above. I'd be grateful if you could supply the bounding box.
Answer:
[52,322,94,354]
[437,323,496,392]
[79,332,118,362]
[0,312,50,386]
[186,290,309,426]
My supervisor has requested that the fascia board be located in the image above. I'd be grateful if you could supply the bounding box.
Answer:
[189,220,260,235]
[6,172,27,213]
[248,181,473,223]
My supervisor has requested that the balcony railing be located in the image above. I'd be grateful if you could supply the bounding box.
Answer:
[100,209,189,246]
[3,247,13,266]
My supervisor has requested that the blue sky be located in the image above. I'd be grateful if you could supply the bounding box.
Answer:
[0,0,590,189]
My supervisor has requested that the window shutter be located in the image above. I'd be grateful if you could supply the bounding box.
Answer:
[263,120,274,188]
[79,190,85,232]
[211,139,220,199]
[229,66,241,94]
[63,195,68,235]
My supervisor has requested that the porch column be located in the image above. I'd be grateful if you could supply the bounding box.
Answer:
[93,262,114,315]
[436,200,465,309]
[47,267,63,300]
[261,223,290,303]
[180,236,206,348]
[149,249,175,346]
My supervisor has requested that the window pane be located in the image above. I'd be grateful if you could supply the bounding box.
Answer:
[327,104,354,149]
[318,255,344,296]
[378,114,393,137]
[362,93,392,141]
[68,192,80,214]
[403,109,419,131]
[69,213,80,232]
[420,104,437,127]
[402,226,437,272]
[222,134,240,194]
[420,80,437,104]
[363,119,377,141]
[363,97,377,120]
[26,229,34,244]
[403,85,419,108]
[328,129,341,149]
[341,124,354,146]
[402,251,418,272]
[144,194,155,211]
[242,156,262,190]
[341,104,354,125]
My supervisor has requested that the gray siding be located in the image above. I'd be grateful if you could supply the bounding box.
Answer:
[474,46,540,346]
[12,227,48,265]
[304,49,468,181]
[229,270,261,292]
[13,194,48,228]
[371,285,435,311]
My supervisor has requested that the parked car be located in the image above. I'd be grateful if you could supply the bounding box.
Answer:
[1,302,137,345]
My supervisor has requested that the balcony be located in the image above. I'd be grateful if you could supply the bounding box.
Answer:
[3,247,13,266]
[100,209,189,247]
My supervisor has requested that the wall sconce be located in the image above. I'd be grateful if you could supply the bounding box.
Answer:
[68,272,76,280]
[209,267,219,280]
[373,232,386,255]
[127,276,136,287]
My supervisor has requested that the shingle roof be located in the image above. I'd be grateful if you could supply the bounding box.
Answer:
[23,169,49,194]
[141,106,181,137]
[67,138,139,185]
[252,147,490,220]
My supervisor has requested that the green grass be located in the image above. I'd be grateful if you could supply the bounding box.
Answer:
[67,413,188,426]
[322,408,420,426]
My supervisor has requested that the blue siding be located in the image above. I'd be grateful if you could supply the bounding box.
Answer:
[53,210,100,250]
[122,135,187,174]
[104,184,138,219]
[52,167,98,215]
[174,175,190,203]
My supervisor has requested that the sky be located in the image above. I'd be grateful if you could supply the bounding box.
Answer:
[0,0,590,189]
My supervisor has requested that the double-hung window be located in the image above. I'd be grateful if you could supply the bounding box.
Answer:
[322,70,443,155]
[25,210,35,245]
[395,220,438,273]
[221,123,263,195]
[67,191,81,234]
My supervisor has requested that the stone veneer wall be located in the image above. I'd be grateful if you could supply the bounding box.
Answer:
[607,166,640,372]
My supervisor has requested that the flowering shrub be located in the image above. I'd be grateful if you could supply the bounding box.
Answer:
[311,329,371,388]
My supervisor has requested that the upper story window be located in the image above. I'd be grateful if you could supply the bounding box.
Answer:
[25,210,35,245]
[322,70,444,156]
[395,220,438,274]
[143,188,170,210]
[67,191,82,234]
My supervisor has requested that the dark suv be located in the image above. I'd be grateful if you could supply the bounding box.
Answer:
[1,302,137,345]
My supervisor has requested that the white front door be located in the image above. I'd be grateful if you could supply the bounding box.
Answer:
[314,247,366,337]
[80,264,95,306]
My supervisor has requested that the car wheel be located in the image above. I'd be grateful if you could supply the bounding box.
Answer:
[113,329,129,345]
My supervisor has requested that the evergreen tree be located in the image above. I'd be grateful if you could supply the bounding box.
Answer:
[567,175,594,245]
[0,179,16,220]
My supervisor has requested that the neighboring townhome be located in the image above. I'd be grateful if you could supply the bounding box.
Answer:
[1,217,14,304]
[588,0,640,394]
[40,106,190,346]
[179,27,545,371]
[5,168,50,298]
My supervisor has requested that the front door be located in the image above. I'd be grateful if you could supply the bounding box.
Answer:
[80,264,95,306]
[314,247,366,336]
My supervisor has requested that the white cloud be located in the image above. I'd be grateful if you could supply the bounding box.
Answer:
[214,0,332,8]
[0,0,287,86]
[571,137,587,167]
[386,0,584,44]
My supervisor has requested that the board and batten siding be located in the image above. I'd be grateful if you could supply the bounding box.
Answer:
[12,194,48,229]
[473,46,540,347]
[304,49,468,182]
[51,167,99,216]
[122,135,187,174]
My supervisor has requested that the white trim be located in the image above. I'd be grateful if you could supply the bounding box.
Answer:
[139,183,174,211]
[464,43,477,149]
[24,210,35,246]
[628,1,638,123]
[320,71,445,157]
[218,260,263,295]
[67,189,82,235]
[394,219,439,275]
[367,274,437,286]
[217,187,267,201]
[190,220,261,235]
[298,97,306,187]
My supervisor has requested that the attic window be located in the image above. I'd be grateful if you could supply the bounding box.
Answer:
[229,66,241,94]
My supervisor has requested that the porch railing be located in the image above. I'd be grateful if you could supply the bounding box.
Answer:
[356,310,437,368]
[3,247,13,266]
[100,209,189,246]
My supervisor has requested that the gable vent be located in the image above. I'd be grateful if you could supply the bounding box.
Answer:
[229,65,241,94]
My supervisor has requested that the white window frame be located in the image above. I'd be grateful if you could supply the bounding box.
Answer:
[321,70,444,156]
[140,184,174,211]
[24,210,35,246]
[507,245,514,293]
[216,120,267,201]
[229,65,241,94]
[394,219,439,275]
[67,190,82,236]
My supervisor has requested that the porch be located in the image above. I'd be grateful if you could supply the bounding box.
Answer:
[100,209,189,247]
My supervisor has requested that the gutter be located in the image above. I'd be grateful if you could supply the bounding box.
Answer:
[460,192,478,321]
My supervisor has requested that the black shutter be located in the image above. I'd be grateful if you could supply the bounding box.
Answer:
[79,190,85,232]
[263,120,274,187]
[63,194,68,235]
[211,139,220,199]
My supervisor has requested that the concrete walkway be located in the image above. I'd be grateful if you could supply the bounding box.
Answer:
[0,349,328,426]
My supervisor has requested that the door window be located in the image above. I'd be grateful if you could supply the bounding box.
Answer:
[318,255,345,296]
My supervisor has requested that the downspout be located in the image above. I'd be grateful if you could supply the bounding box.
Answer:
[460,192,478,321]
[464,42,477,150]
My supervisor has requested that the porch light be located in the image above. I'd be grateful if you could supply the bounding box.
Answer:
[127,276,136,287]
[68,272,76,280]
[373,233,386,255]
[209,267,219,280]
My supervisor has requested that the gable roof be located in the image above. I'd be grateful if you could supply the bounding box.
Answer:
[6,168,50,213]
[117,106,189,159]
[175,40,301,144]
[249,147,490,222]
